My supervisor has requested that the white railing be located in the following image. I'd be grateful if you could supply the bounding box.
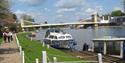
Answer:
[15,34,25,63]
[39,51,103,63]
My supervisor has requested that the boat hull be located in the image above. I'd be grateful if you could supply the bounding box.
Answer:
[43,39,76,49]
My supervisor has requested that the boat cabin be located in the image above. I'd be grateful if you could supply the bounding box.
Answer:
[44,29,76,49]
[92,36,125,59]
[47,33,73,40]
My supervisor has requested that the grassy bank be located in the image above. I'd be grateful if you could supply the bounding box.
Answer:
[17,33,83,63]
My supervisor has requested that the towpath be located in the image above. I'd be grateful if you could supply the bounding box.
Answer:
[0,36,21,63]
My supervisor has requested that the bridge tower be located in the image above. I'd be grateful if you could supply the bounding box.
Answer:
[20,19,24,27]
[20,18,25,31]
[93,12,98,27]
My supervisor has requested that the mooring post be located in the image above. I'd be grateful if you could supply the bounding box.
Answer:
[36,58,39,63]
[42,51,47,63]
[43,42,45,47]
[53,57,57,63]
[30,36,33,41]
[22,51,25,63]
[98,53,102,63]
[47,45,50,49]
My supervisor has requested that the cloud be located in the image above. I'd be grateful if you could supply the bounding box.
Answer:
[44,8,50,12]
[85,5,103,15]
[55,0,84,8]
[14,10,25,14]
[56,8,76,13]
[96,6,103,11]
[75,12,85,16]
[18,0,46,5]
[85,8,94,13]
[113,7,123,11]
[14,9,47,23]
[14,10,26,18]
[56,14,63,18]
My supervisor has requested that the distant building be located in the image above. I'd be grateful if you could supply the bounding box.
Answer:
[99,16,110,23]
[110,16,125,25]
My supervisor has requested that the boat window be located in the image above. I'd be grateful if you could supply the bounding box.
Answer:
[55,30,60,33]
[55,36,57,39]
[66,36,71,38]
[49,35,54,39]
[53,36,57,39]
[58,36,65,39]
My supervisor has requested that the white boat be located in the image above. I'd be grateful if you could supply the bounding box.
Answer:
[43,29,77,49]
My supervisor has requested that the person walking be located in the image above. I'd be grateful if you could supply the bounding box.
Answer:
[83,43,88,51]
[3,32,7,43]
[9,32,13,41]
[6,32,11,43]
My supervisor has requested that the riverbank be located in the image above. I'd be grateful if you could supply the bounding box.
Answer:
[98,25,125,28]
[17,33,84,63]
[17,32,125,63]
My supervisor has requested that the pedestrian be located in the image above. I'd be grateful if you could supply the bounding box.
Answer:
[3,31,7,43]
[83,43,88,51]
[9,32,13,41]
[6,32,11,43]
[86,44,89,51]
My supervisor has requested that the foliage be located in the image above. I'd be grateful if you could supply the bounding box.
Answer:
[111,10,125,17]
[13,14,17,20]
[17,33,83,63]
[0,0,9,19]
[0,23,22,32]
[0,0,17,27]
[44,21,48,24]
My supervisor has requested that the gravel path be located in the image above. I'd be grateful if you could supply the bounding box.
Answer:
[0,37,21,63]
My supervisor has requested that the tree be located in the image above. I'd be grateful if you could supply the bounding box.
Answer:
[0,0,9,19]
[111,10,125,17]
[13,14,17,20]
[44,21,48,24]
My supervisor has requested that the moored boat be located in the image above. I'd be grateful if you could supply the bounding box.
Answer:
[43,29,77,49]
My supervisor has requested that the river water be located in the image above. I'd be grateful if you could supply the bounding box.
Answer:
[35,26,125,51]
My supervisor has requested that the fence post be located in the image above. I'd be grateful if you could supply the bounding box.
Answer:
[43,42,45,47]
[53,57,57,63]
[22,51,25,63]
[36,58,39,63]
[98,53,102,63]
[19,46,22,55]
[47,45,50,49]
[42,51,47,63]
[30,36,33,41]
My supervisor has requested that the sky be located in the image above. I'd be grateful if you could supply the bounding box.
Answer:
[10,0,123,23]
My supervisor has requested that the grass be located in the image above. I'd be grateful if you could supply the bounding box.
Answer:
[17,33,83,63]
[0,37,3,44]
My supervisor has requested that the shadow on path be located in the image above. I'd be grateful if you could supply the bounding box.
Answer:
[0,48,19,54]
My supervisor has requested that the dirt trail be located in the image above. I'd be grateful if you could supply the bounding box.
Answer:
[0,37,21,63]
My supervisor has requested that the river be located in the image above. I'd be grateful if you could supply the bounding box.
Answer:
[35,26,125,51]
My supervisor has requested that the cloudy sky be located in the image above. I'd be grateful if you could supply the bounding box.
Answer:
[10,0,123,23]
